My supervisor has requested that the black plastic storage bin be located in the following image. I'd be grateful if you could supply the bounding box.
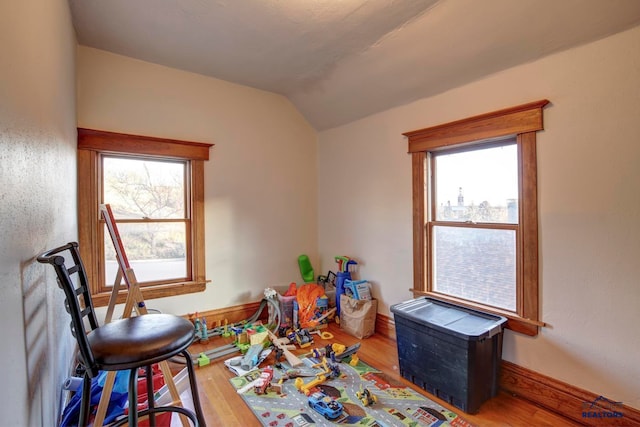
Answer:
[390,297,507,414]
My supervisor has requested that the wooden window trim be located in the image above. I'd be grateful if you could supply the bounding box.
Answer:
[77,128,213,306]
[404,100,549,336]
[78,128,212,160]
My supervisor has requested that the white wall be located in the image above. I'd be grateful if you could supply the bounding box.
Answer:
[318,26,640,408]
[76,47,319,316]
[0,0,78,425]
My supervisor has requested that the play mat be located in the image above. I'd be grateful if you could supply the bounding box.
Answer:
[229,355,474,427]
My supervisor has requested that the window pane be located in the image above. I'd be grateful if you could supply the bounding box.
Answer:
[435,143,518,223]
[104,222,187,285]
[103,156,186,219]
[433,225,516,311]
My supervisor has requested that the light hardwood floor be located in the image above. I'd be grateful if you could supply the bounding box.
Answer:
[185,324,581,426]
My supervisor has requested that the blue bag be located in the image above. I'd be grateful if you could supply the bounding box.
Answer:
[60,370,130,427]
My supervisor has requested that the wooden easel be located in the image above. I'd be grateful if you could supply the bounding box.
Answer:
[93,204,190,427]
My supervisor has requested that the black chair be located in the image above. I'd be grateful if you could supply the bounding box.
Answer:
[38,242,206,427]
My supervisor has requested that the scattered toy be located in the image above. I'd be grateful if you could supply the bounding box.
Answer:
[266,328,304,367]
[197,353,210,367]
[307,391,344,420]
[349,354,360,366]
[356,386,378,407]
[253,366,274,395]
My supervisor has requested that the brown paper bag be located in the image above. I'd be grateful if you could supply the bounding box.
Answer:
[339,294,377,339]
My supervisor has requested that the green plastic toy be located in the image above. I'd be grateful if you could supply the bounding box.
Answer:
[298,254,315,283]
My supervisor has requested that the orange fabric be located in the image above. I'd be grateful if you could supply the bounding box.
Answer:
[296,283,325,328]
[283,282,297,296]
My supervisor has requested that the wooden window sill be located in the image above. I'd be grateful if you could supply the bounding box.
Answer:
[92,280,208,307]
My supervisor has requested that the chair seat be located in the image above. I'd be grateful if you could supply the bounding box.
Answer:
[88,313,195,370]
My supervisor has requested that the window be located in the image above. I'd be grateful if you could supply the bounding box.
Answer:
[432,141,519,311]
[77,128,213,306]
[404,100,549,335]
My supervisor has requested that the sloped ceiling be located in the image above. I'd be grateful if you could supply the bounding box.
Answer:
[69,0,640,130]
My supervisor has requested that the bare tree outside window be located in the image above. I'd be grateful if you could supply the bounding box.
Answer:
[102,156,188,285]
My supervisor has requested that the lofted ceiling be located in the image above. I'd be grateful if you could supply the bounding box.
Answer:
[69,0,640,131]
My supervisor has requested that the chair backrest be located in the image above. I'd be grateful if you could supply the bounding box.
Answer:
[38,242,101,376]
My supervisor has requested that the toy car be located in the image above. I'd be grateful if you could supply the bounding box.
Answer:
[307,391,343,420]
[254,366,274,395]
[356,386,378,407]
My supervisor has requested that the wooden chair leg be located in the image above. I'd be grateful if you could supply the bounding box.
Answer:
[158,360,191,427]
[93,371,116,427]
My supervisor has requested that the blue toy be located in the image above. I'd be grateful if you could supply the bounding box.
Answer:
[308,391,344,420]
[335,271,351,318]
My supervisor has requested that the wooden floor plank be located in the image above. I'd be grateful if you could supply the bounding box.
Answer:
[186,324,580,426]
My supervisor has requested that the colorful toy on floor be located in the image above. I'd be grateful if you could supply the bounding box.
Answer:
[295,356,340,395]
[253,366,274,395]
[349,354,360,366]
[187,296,281,365]
[307,391,344,420]
[238,343,265,371]
[356,386,378,407]
[201,317,209,343]
[266,328,304,367]
[287,328,313,348]
[197,353,211,367]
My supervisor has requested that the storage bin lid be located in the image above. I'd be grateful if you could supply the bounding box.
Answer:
[390,297,507,340]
